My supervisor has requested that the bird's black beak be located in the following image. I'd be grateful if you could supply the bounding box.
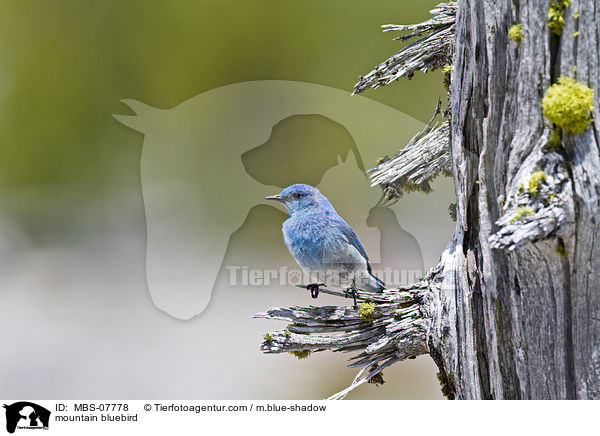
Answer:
[264,194,284,202]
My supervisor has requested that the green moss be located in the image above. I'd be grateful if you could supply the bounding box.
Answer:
[574,10,579,19]
[437,372,455,400]
[368,372,385,386]
[528,171,547,196]
[509,24,523,45]
[548,127,563,149]
[289,350,312,359]
[542,76,594,134]
[443,64,453,90]
[285,329,291,337]
[573,31,579,37]
[548,0,572,35]
[511,207,535,223]
[375,156,390,166]
[519,184,525,194]
[264,332,273,342]
[555,242,567,258]
[572,66,577,74]
[359,302,376,322]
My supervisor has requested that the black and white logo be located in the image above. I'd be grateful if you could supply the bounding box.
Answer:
[3,402,50,433]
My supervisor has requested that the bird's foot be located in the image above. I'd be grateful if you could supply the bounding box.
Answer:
[303,283,325,299]
[344,283,359,309]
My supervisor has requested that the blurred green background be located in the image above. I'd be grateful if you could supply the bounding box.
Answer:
[0,0,452,399]
[0,0,444,241]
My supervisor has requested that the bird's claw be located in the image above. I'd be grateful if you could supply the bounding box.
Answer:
[344,284,359,309]
[302,283,325,299]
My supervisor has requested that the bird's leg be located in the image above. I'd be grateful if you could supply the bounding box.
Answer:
[345,279,359,309]
[305,283,325,299]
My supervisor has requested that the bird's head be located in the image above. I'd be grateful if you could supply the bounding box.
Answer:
[264,184,332,215]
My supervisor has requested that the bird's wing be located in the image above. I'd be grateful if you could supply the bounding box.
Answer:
[330,215,370,263]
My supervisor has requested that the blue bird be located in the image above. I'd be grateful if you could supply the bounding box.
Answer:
[265,184,385,302]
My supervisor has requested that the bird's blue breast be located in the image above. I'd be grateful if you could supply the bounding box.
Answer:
[282,211,329,271]
[282,209,368,274]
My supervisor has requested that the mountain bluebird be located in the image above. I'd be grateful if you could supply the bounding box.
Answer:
[265,184,384,302]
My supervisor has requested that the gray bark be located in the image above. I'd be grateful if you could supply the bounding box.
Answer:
[257,0,600,399]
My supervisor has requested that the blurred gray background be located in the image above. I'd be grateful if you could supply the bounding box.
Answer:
[0,0,454,399]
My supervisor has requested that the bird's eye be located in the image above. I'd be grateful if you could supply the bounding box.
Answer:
[292,192,301,199]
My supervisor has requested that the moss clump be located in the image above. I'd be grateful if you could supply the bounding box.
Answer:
[264,332,273,342]
[542,76,594,134]
[528,171,547,196]
[548,0,572,35]
[375,156,390,166]
[509,24,523,45]
[359,302,376,322]
[368,372,385,386]
[443,64,453,90]
[285,329,291,337]
[548,127,563,149]
[437,372,456,400]
[511,207,535,223]
[555,242,567,258]
[519,184,525,194]
[289,350,312,359]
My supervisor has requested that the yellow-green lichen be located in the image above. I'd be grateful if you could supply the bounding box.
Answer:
[437,372,455,399]
[511,207,535,223]
[264,332,274,342]
[542,76,594,134]
[375,156,390,166]
[556,242,567,258]
[443,64,453,90]
[574,10,579,19]
[285,329,291,337]
[548,127,563,149]
[528,171,547,196]
[509,24,523,45]
[359,302,376,322]
[289,350,312,359]
[573,31,579,37]
[368,372,385,386]
[519,184,525,194]
[548,0,572,36]
[572,66,577,74]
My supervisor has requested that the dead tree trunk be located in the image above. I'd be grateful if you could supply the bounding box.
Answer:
[256,1,600,399]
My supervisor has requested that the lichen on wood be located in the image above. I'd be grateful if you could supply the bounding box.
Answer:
[254,285,433,399]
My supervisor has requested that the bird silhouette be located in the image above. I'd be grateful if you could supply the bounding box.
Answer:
[113,80,424,318]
